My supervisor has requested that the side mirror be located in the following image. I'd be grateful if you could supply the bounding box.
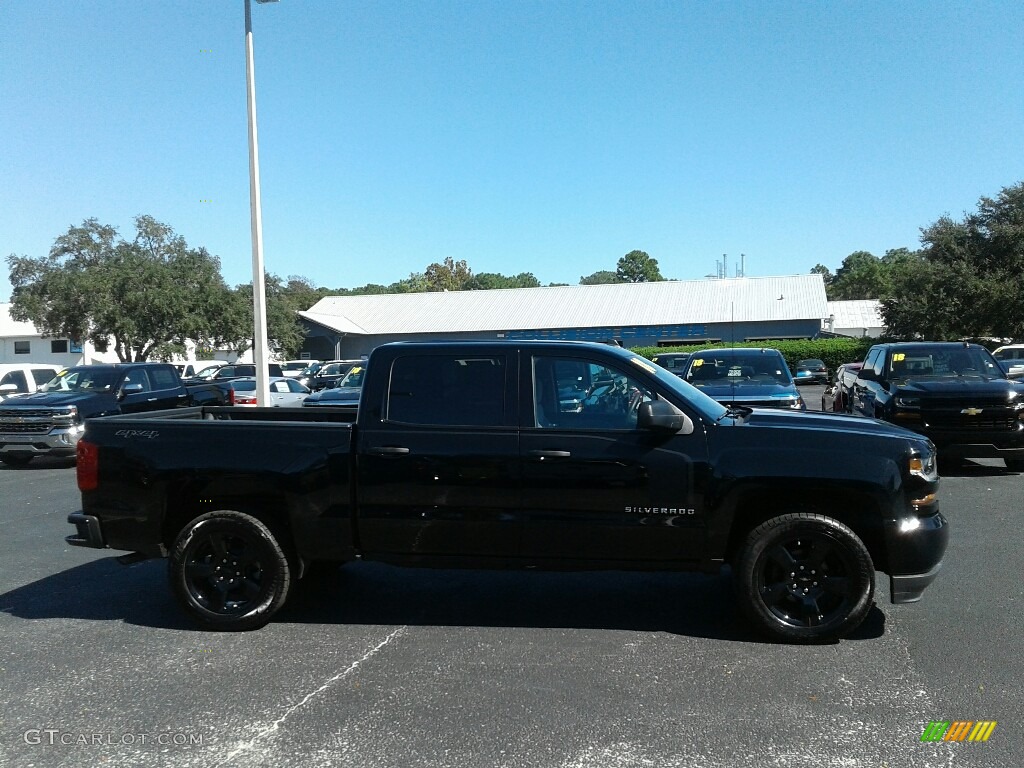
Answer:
[858,368,875,382]
[119,383,144,400]
[637,400,694,434]
[0,383,18,394]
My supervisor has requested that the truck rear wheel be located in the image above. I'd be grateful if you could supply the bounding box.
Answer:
[169,510,292,631]
[734,513,874,644]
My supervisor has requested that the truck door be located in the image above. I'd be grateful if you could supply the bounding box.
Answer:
[355,351,521,559]
[520,352,709,564]
[118,368,182,413]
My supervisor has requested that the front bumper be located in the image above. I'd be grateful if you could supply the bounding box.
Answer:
[0,426,84,457]
[883,511,949,604]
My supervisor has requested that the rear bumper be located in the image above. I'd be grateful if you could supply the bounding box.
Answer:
[66,513,106,549]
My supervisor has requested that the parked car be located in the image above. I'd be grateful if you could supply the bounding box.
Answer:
[226,376,311,407]
[650,352,691,377]
[682,348,805,409]
[0,363,63,401]
[172,360,226,379]
[184,361,230,381]
[0,363,225,465]
[850,342,1024,470]
[68,340,946,642]
[300,359,363,391]
[188,363,285,383]
[280,359,317,378]
[992,344,1024,379]
[794,358,829,385]
[302,365,365,408]
[821,362,863,413]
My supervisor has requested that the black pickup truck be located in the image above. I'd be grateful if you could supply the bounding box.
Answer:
[850,342,1024,470]
[0,363,225,466]
[66,341,948,643]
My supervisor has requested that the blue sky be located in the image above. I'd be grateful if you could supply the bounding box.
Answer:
[2,0,1022,302]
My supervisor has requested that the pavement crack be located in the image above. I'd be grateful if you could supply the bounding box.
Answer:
[213,626,407,766]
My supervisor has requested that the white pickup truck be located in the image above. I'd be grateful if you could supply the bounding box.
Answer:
[0,363,62,401]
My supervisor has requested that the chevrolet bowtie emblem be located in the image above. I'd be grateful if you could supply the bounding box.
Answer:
[961,407,984,416]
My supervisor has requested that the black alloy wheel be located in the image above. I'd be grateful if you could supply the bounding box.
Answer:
[735,513,874,643]
[169,510,292,631]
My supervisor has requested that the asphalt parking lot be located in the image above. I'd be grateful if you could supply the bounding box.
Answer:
[1,385,1021,768]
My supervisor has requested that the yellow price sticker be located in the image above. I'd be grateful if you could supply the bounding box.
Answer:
[892,353,906,362]
[692,359,704,367]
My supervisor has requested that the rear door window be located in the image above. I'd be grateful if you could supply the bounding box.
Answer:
[386,354,506,427]
[149,367,179,391]
[0,370,28,392]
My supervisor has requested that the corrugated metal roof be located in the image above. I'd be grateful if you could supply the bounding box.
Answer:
[827,300,884,329]
[301,275,829,335]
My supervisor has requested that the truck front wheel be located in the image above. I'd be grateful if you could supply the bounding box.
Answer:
[734,513,875,644]
[169,510,292,631]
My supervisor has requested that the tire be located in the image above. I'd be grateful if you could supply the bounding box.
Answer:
[734,513,875,644]
[169,510,292,631]
[0,455,33,467]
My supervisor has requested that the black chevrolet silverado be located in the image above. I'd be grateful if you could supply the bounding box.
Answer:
[850,342,1024,470]
[0,363,225,466]
[66,341,948,643]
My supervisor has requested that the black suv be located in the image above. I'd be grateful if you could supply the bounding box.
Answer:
[850,342,1024,470]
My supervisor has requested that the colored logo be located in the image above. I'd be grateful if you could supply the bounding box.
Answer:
[920,721,997,742]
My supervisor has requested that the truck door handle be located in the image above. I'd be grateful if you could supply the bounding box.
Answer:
[528,450,571,458]
[368,446,410,456]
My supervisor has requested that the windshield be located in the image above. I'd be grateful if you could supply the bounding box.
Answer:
[685,350,794,386]
[300,363,322,376]
[337,367,365,388]
[625,354,729,421]
[889,346,1004,379]
[193,364,224,380]
[42,368,119,392]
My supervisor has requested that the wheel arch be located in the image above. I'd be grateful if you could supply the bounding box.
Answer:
[162,477,298,564]
[718,483,890,572]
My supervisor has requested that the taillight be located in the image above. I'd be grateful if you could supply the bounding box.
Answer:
[77,439,99,491]
[231,392,257,405]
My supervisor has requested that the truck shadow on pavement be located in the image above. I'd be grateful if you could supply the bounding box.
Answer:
[284,561,888,644]
[0,557,886,643]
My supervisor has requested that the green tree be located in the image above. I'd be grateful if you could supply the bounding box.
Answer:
[616,250,663,283]
[7,216,244,361]
[579,270,622,285]
[234,274,307,358]
[829,251,887,300]
[882,181,1024,340]
[424,257,472,291]
[463,272,541,290]
[810,264,834,293]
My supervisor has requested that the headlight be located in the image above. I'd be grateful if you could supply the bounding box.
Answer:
[895,396,921,409]
[909,451,938,482]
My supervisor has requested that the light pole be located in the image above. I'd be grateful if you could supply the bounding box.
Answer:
[245,0,277,406]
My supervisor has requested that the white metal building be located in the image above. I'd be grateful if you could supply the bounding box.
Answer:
[0,303,119,366]
[824,300,886,338]
[299,274,831,359]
